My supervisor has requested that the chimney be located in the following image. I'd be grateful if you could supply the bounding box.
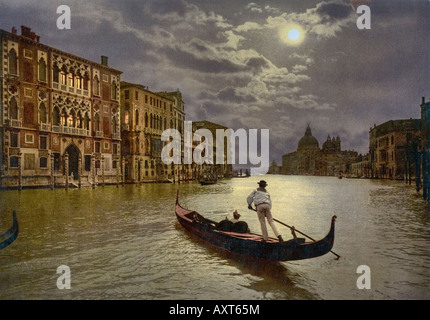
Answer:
[101,56,108,66]
[20,26,40,42]
[422,97,426,105]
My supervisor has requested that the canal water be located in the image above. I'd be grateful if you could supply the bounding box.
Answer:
[0,175,429,300]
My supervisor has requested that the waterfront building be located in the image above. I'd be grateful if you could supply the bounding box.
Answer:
[191,120,233,179]
[281,125,357,176]
[369,119,421,180]
[0,26,122,189]
[350,154,371,178]
[120,82,186,182]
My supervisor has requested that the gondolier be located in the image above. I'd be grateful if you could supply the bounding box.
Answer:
[175,190,337,261]
[247,180,284,243]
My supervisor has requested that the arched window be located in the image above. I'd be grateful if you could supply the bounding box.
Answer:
[111,81,118,100]
[53,107,60,126]
[124,110,129,125]
[60,109,67,126]
[53,63,60,83]
[93,75,100,96]
[8,49,18,75]
[150,114,153,128]
[112,115,118,133]
[94,113,100,131]
[77,111,83,128]
[10,97,18,120]
[136,136,140,154]
[84,112,90,130]
[83,72,89,91]
[39,103,47,124]
[145,113,148,127]
[68,108,76,127]
[38,58,47,82]
[135,109,139,126]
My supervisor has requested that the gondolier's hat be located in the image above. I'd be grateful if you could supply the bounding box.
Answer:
[257,180,267,187]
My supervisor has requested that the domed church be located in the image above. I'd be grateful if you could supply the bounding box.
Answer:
[282,125,358,176]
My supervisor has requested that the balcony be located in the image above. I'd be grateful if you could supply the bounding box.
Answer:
[95,131,104,138]
[39,123,50,132]
[52,125,90,136]
[10,119,22,128]
[112,132,121,140]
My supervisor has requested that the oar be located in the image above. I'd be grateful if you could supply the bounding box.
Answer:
[249,207,340,260]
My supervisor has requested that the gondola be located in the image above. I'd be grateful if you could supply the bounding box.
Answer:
[0,210,19,250]
[175,193,337,261]
[199,179,218,185]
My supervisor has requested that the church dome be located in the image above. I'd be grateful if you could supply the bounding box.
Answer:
[298,125,319,151]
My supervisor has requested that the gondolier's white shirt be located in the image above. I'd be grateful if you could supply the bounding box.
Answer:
[247,188,272,208]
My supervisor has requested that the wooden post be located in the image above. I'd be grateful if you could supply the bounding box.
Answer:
[78,153,82,188]
[101,155,105,187]
[50,153,54,189]
[18,152,22,191]
[91,153,96,188]
[65,153,69,190]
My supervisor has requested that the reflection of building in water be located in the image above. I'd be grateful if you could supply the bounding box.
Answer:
[0,26,122,189]
[281,125,358,176]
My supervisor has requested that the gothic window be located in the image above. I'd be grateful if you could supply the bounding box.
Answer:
[76,76,83,90]
[60,71,67,86]
[68,72,75,88]
[53,107,60,126]
[38,58,47,82]
[93,75,100,96]
[83,73,89,91]
[39,102,47,124]
[150,114,153,128]
[60,108,67,126]
[77,111,83,128]
[84,112,90,130]
[53,64,60,83]
[8,49,18,75]
[10,97,18,120]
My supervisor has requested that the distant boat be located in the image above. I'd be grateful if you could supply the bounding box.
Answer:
[0,210,19,250]
[199,178,218,185]
[175,192,337,261]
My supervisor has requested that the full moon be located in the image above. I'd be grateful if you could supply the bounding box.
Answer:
[281,24,305,45]
[288,29,300,41]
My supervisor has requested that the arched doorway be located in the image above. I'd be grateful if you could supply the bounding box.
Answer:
[65,144,80,180]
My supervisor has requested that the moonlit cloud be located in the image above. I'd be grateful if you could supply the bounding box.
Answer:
[0,0,428,164]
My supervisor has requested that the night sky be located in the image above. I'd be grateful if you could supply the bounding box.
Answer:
[1,0,429,166]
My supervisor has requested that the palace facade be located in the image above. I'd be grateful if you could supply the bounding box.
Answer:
[0,26,122,189]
